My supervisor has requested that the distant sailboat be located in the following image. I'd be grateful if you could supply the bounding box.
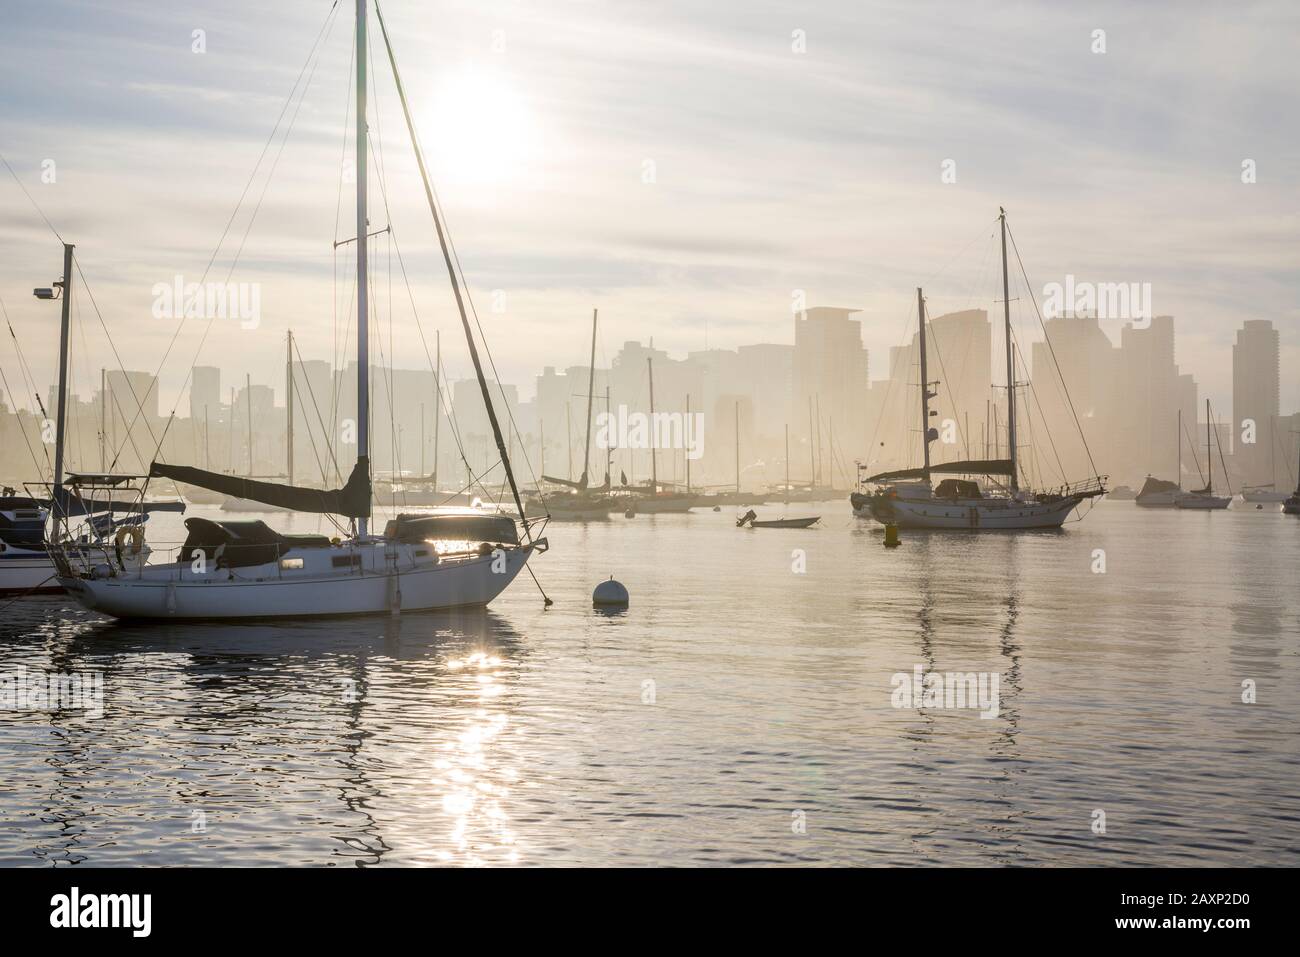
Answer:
[853,210,1106,530]
[1175,400,1230,509]
[1284,433,1300,515]
[1240,417,1289,503]
[531,308,616,520]
[1136,410,1187,508]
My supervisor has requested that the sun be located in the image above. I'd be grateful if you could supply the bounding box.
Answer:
[422,67,539,191]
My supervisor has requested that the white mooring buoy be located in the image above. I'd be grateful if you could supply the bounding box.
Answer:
[593,576,629,608]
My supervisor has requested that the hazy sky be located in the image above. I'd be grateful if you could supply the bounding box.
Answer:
[1,0,1297,416]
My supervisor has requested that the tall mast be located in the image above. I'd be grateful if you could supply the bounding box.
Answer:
[685,394,691,494]
[999,208,1018,492]
[605,387,612,486]
[432,329,440,487]
[815,395,823,487]
[286,329,294,485]
[99,366,106,472]
[647,356,657,493]
[1177,408,1181,489]
[734,400,740,494]
[228,386,235,472]
[51,243,74,523]
[916,287,933,481]
[582,308,597,489]
[245,372,253,474]
[354,0,371,535]
[784,423,789,505]
[808,397,815,491]
[1206,398,1212,494]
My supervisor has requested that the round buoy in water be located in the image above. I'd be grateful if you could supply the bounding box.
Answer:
[624,508,635,518]
[712,505,721,512]
[883,523,901,548]
[593,576,629,607]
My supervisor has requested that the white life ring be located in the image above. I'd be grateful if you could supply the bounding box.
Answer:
[115,524,145,558]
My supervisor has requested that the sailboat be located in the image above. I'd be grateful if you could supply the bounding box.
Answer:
[623,356,694,513]
[52,0,545,619]
[1284,434,1300,515]
[1175,400,1230,509]
[854,210,1106,530]
[1240,417,1289,503]
[530,309,616,520]
[1135,410,1189,508]
[1,247,181,596]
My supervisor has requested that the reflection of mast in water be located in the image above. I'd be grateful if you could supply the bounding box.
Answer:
[33,639,97,865]
[332,627,393,867]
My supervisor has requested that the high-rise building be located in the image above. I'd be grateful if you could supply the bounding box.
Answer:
[191,366,221,421]
[1232,320,1280,488]
[737,343,793,440]
[792,307,869,466]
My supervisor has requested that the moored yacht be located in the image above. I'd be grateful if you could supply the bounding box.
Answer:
[1134,476,1182,508]
[853,211,1105,530]
[52,0,546,619]
[1174,400,1231,510]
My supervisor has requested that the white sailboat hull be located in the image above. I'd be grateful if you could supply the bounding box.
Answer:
[1135,490,1182,507]
[1174,494,1230,510]
[1239,490,1288,503]
[58,543,534,620]
[0,547,61,595]
[870,495,1083,529]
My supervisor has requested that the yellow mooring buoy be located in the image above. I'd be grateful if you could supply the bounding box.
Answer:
[883,523,901,548]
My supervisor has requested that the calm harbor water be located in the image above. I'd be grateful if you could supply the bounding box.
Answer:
[1,500,1297,866]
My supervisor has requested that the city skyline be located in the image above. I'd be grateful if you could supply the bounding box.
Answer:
[4,308,1294,496]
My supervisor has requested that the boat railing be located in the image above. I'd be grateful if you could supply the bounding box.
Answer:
[1037,476,1109,500]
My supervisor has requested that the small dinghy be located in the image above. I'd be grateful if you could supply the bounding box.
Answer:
[736,509,819,529]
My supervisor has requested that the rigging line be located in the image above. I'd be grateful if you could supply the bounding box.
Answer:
[1180,413,1205,485]
[0,151,64,244]
[131,0,343,470]
[374,3,531,532]
[291,365,335,486]
[333,14,356,391]
[1211,408,1234,495]
[72,259,166,469]
[1006,266,1068,485]
[0,364,46,478]
[382,225,481,496]
[359,23,510,503]
[0,297,53,474]
[922,296,972,463]
[290,337,343,480]
[1005,218,1101,480]
[2,298,51,435]
[371,15,532,492]
[361,103,406,502]
[70,290,88,472]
